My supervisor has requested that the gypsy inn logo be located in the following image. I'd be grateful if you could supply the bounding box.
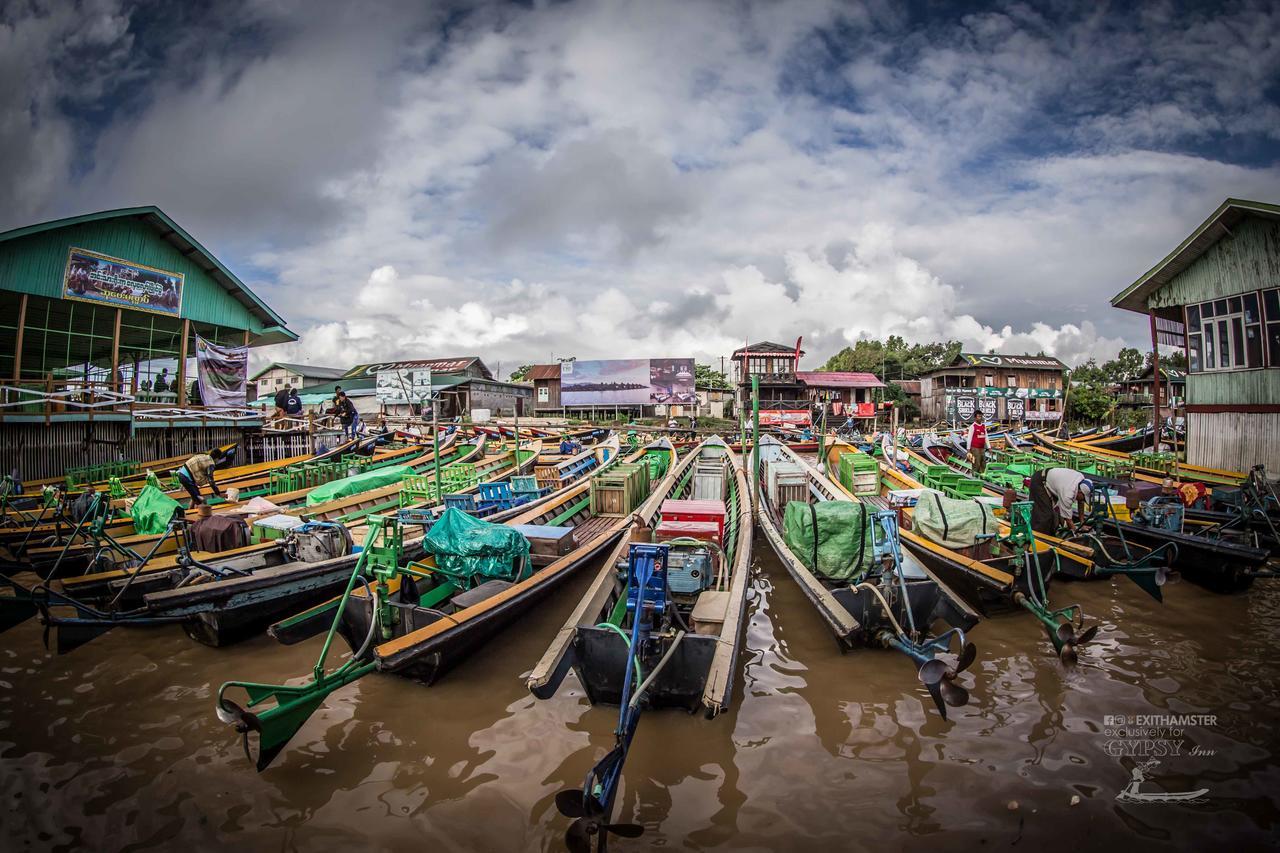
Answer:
[1103,715,1214,804]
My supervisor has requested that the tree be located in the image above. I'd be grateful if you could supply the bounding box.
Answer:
[508,364,533,382]
[1100,346,1144,382]
[819,338,961,379]
[694,363,730,389]
[1068,382,1114,423]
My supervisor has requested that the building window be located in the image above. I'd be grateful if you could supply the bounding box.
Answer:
[1264,288,1280,367]
[1006,375,1017,388]
[984,373,994,387]
[1187,294,1263,373]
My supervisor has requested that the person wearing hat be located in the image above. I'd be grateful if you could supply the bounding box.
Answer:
[1028,466,1092,534]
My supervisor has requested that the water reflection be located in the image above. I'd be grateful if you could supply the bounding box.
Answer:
[0,530,1276,850]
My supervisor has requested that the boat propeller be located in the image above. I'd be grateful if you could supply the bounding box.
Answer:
[556,752,645,853]
[880,629,977,719]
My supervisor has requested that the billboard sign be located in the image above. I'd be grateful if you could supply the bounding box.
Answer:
[561,358,695,406]
[63,247,183,316]
[1006,397,1025,420]
[759,409,812,426]
[376,369,432,404]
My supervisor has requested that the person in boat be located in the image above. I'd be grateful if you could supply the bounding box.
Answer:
[175,448,229,506]
[965,409,988,475]
[1028,467,1092,535]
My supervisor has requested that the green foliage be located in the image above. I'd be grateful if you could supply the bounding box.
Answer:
[695,363,731,389]
[1068,382,1114,423]
[819,337,961,379]
[1100,346,1144,381]
[508,364,533,382]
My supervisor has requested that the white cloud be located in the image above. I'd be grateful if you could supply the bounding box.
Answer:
[6,0,1280,376]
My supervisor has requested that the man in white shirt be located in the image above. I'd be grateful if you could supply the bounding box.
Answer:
[1028,467,1092,534]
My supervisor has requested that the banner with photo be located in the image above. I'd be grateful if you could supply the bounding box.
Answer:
[561,358,695,406]
[63,247,183,316]
[195,336,248,408]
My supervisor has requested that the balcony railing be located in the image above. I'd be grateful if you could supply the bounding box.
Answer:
[0,379,263,423]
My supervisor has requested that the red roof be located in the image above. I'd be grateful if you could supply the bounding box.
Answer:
[528,364,560,381]
[796,371,885,389]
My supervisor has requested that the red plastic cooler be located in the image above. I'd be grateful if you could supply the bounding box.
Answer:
[659,499,726,543]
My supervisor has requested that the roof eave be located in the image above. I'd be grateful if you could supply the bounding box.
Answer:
[1111,198,1280,314]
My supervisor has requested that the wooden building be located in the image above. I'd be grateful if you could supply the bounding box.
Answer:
[1110,198,1280,472]
[529,363,562,412]
[918,353,1066,424]
[249,361,346,401]
[731,340,807,416]
[339,357,532,418]
[796,371,884,420]
[0,206,296,479]
[1113,366,1185,421]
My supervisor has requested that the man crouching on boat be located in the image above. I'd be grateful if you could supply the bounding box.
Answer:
[1028,468,1091,535]
[175,448,229,506]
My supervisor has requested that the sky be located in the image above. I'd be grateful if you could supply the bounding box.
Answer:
[4,0,1280,375]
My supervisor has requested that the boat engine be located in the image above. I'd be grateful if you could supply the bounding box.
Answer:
[665,544,714,595]
[288,522,353,563]
[1136,497,1184,533]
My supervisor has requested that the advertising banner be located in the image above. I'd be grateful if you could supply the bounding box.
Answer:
[1025,410,1062,421]
[195,336,248,408]
[759,410,812,426]
[954,395,976,421]
[376,369,432,404]
[975,386,1062,399]
[561,358,695,406]
[63,248,183,316]
[1006,397,1025,420]
[977,396,998,421]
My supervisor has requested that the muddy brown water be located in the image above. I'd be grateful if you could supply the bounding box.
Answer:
[2,543,1278,851]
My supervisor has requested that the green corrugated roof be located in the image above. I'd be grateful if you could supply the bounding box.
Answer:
[0,206,296,344]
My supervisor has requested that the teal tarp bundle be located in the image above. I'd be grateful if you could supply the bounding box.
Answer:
[131,483,181,534]
[782,500,874,582]
[424,507,531,582]
[305,464,414,506]
[911,488,996,550]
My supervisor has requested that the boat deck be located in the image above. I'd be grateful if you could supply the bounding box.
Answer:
[572,515,618,545]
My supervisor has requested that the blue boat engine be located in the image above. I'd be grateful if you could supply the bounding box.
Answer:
[1137,496,1184,533]
[665,544,715,595]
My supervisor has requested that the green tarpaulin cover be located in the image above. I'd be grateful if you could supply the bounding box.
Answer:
[424,507,532,582]
[911,488,996,550]
[131,484,181,534]
[305,464,414,506]
[782,500,874,582]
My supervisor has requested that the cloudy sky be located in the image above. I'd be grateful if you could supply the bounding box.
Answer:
[5,0,1280,373]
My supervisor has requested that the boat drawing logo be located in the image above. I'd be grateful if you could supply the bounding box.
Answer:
[1116,760,1209,804]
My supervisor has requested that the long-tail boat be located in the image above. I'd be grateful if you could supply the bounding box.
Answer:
[526,436,752,851]
[7,435,467,576]
[824,439,1100,663]
[906,435,1175,600]
[0,438,512,649]
[754,436,978,718]
[215,438,677,773]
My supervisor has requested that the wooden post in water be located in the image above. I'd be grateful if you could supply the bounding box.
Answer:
[432,402,442,501]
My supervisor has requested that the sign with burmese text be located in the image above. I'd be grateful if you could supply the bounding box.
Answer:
[62,247,183,316]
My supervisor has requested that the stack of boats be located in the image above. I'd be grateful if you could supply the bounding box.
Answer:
[0,415,1274,851]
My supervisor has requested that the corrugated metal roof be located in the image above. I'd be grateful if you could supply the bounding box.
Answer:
[528,364,561,381]
[892,379,922,394]
[0,206,295,343]
[797,371,885,388]
[249,362,347,382]
[1111,198,1280,314]
[731,340,805,356]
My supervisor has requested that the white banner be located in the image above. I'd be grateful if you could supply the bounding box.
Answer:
[376,369,432,404]
[195,335,248,408]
